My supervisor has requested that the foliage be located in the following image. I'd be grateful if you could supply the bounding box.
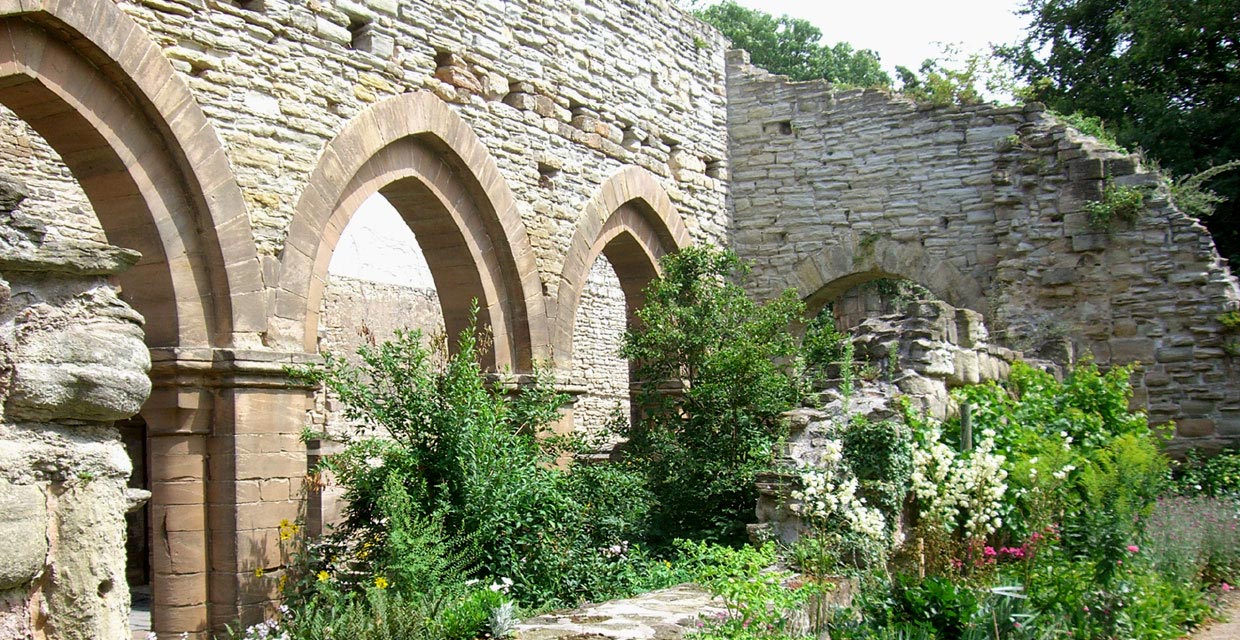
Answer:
[890,574,979,638]
[1174,447,1240,498]
[788,422,896,574]
[1054,110,1124,151]
[895,51,984,107]
[998,0,1240,264]
[292,311,676,608]
[682,541,822,640]
[693,1,890,87]
[621,246,806,544]
[1066,434,1167,585]
[907,418,1009,542]
[858,359,1216,640]
[227,584,513,640]
[1083,180,1146,230]
[842,415,914,534]
[1169,160,1240,220]
[1143,495,1240,586]
[802,311,848,376]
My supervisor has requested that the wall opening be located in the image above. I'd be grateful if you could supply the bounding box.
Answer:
[569,255,631,452]
[308,192,444,531]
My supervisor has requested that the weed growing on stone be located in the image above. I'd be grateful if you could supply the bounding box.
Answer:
[1084,179,1146,230]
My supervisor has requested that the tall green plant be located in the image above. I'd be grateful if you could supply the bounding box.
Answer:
[295,309,666,607]
[621,246,806,544]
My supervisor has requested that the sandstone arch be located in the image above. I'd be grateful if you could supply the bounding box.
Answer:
[552,167,691,368]
[0,0,265,347]
[275,92,545,370]
[0,2,268,637]
[793,235,988,319]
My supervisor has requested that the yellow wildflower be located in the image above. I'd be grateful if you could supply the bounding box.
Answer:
[253,567,264,578]
[317,570,330,582]
[374,576,389,590]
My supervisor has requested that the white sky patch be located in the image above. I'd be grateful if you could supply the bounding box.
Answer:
[722,0,1028,78]
[329,192,436,288]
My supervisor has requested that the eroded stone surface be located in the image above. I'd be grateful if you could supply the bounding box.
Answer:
[0,479,47,591]
[516,584,726,640]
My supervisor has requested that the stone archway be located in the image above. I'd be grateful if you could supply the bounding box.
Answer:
[792,234,987,320]
[274,91,546,372]
[0,2,266,638]
[552,167,691,434]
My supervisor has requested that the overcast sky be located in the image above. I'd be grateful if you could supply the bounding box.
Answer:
[722,0,1030,76]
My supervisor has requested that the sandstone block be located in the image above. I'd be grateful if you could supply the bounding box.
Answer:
[0,480,47,590]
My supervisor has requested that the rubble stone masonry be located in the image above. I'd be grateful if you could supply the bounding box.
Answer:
[0,1,1237,638]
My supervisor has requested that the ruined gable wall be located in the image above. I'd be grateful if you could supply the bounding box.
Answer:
[114,0,732,298]
[727,52,1240,450]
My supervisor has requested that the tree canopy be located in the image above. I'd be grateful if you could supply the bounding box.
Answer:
[998,0,1240,264]
[694,0,891,87]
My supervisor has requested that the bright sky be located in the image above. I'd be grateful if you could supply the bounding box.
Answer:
[724,0,1029,77]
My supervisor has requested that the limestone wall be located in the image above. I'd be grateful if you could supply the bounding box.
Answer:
[308,274,444,438]
[113,0,732,294]
[570,256,631,439]
[726,52,1240,450]
[0,106,102,244]
[0,177,150,639]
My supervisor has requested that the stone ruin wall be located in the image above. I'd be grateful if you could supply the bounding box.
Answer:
[757,299,1017,544]
[113,0,733,297]
[726,52,1240,453]
[2,0,1240,636]
[0,178,151,639]
[0,107,101,245]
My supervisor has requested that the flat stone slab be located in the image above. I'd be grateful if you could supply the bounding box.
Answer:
[515,583,726,639]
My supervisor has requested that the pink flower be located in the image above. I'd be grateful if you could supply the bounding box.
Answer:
[984,546,997,557]
[1223,583,1234,592]
[1127,545,1139,553]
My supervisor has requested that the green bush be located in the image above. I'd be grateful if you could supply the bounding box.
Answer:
[1174,447,1240,498]
[682,541,822,640]
[621,246,807,545]
[293,310,672,608]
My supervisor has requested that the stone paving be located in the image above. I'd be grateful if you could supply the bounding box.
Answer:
[515,584,726,640]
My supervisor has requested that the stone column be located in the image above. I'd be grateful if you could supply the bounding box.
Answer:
[0,178,152,640]
[142,348,315,638]
[203,350,316,632]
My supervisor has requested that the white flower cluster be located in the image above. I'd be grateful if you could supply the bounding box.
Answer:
[789,438,887,543]
[911,425,1009,538]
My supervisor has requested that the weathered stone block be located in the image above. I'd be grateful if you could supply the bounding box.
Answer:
[0,480,47,590]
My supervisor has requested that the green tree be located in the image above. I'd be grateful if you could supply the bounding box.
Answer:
[694,0,891,87]
[620,246,806,544]
[998,0,1240,264]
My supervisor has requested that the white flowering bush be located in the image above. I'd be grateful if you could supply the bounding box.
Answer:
[910,423,1009,539]
[788,416,907,573]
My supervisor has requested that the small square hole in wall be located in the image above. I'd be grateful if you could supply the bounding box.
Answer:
[348,15,375,50]
[704,158,725,179]
[763,120,794,136]
[538,162,560,190]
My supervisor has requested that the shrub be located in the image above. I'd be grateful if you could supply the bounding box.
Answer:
[621,246,806,544]
[682,541,822,640]
[293,309,668,608]
[1144,495,1240,586]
